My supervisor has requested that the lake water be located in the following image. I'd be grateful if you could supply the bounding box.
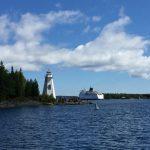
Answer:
[0,100,150,149]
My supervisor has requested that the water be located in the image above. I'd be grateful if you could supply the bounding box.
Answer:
[0,100,150,149]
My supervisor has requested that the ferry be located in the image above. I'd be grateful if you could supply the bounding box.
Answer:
[79,87,104,100]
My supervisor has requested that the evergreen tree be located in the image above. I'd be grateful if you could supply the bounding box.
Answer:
[25,79,39,97]
[8,66,16,98]
[18,68,26,97]
[32,79,39,97]
[0,61,40,101]
[13,69,26,97]
[11,66,14,74]
[0,61,9,99]
[25,80,32,97]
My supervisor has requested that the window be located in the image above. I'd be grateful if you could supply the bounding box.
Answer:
[48,84,51,90]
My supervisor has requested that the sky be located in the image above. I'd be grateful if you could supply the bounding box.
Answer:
[1,0,150,95]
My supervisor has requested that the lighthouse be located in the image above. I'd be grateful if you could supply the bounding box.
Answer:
[43,70,56,99]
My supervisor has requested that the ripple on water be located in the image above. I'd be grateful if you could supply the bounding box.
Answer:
[0,100,150,149]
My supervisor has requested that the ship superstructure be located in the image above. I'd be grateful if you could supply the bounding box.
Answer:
[79,87,104,100]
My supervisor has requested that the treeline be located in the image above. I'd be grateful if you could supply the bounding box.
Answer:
[0,61,39,100]
[104,93,150,99]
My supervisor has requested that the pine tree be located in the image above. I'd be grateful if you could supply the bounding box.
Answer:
[25,79,33,97]
[25,79,40,97]
[0,61,9,99]
[13,69,26,97]
[32,79,40,97]
[0,61,40,101]
[11,66,14,74]
[8,66,16,98]
[18,68,26,97]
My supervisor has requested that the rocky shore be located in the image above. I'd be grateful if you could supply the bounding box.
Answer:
[0,100,41,108]
[0,98,89,109]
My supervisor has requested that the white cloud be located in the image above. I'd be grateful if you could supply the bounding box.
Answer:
[92,16,101,22]
[93,26,101,33]
[119,6,125,17]
[83,26,101,33]
[0,15,11,42]
[0,10,85,70]
[12,11,84,42]
[65,16,150,79]
[0,11,150,79]
[83,25,90,33]
[55,3,62,9]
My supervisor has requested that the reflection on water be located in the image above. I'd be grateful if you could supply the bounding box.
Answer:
[0,100,150,149]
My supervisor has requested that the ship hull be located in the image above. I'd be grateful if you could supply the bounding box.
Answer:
[79,93,104,100]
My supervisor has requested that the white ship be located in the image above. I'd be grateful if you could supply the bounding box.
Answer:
[79,87,104,100]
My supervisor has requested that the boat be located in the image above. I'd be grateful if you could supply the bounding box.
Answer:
[95,102,100,110]
[79,87,104,100]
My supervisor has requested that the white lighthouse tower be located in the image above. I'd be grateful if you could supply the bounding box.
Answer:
[43,70,56,99]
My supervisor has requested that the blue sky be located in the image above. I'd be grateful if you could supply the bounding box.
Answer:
[1,0,150,95]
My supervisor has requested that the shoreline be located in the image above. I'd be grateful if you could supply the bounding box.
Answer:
[0,99,90,109]
[0,100,41,109]
[1,98,149,109]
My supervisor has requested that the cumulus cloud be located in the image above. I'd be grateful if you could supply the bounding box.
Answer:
[12,11,84,42]
[83,25,90,33]
[84,25,101,33]
[0,11,150,79]
[0,10,84,70]
[55,3,62,9]
[66,16,150,79]
[0,15,11,42]
[119,6,125,17]
[92,16,101,22]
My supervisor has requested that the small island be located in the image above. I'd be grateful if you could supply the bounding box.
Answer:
[1,61,150,108]
[0,61,57,108]
[0,61,85,108]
